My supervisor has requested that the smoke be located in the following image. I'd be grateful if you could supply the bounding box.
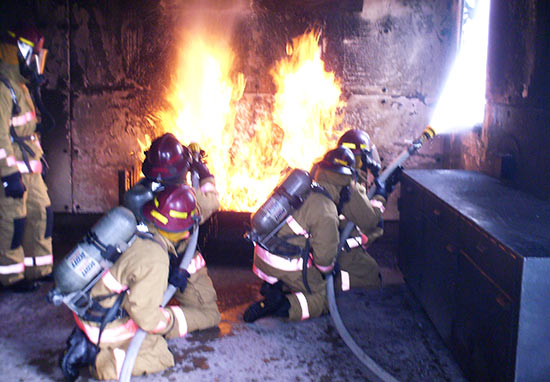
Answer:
[429,0,491,135]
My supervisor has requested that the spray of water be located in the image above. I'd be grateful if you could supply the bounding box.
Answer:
[429,0,491,135]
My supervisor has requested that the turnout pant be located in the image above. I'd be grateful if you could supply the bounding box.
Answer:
[0,173,53,285]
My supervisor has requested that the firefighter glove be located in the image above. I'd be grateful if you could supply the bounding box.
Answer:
[2,172,26,198]
[191,160,212,180]
[373,178,387,199]
[385,165,403,194]
[169,268,190,292]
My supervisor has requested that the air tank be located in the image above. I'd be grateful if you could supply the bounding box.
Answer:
[249,169,312,243]
[51,206,137,296]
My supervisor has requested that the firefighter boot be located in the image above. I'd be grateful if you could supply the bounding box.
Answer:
[4,279,40,293]
[243,282,290,323]
[60,327,98,382]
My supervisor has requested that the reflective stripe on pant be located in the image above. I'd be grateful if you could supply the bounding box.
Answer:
[253,251,329,322]
[0,173,52,285]
[22,173,53,279]
[337,247,381,290]
[164,266,220,339]
[93,331,175,380]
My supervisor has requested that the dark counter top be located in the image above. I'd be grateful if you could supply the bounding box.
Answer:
[403,169,550,258]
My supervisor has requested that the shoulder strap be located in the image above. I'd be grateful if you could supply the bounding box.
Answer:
[312,182,350,214]
[0,75,21,116]
[136,231,168,252]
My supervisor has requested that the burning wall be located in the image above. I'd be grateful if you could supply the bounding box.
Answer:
[2,0,461,214]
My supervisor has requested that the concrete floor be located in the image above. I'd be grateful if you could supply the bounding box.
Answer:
[0,216,468,382]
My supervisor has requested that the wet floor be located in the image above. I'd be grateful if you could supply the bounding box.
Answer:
[0,216,468,381]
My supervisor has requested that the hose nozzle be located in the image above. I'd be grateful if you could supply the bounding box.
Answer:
[420,125,436,143]
[409,125,436,154]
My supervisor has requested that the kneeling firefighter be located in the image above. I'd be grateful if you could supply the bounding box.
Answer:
[333,128,401,292]
[124,132,219,226]
[60,184,221,381]
[244,146,390,323]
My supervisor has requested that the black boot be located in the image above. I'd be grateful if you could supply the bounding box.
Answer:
[4,279,40,293]
[244,282,289,323]
[60,328,98,382]
[259,280,284,297]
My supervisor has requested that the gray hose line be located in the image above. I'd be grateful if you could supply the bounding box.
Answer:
[326,141,424,379]
[119,222,200,382]
[326,221,399,382]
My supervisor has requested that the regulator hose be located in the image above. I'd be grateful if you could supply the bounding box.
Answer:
[118,222,200,382]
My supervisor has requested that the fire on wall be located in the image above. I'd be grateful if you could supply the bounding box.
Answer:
[2,0,459,214]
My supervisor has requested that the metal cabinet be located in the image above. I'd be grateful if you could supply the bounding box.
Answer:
[398,170,550,382]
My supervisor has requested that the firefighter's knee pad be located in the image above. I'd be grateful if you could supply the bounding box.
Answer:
[45,206,53,238]
[10,217,26,249]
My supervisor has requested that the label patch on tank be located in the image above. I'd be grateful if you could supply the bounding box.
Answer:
[68,250,98,279]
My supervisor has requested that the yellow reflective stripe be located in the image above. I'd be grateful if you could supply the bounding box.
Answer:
[8,31,35,47]
[169,210,188,219]
[154,197,159,207]
[341,142,356,149]
[151,210,168,224]
[169,208,198,219]
[360,144,367,149]
[334,158,347,165]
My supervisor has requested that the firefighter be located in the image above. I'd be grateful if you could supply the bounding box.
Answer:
[0,25,53,292]
[124,132,219,225]
[334,128,400,292]
[338,128,381,184]
[60,184,221,381]
[244,146,398,323]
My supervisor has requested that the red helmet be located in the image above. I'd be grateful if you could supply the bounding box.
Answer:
[7,25,46,75]
[142,184,199,232]
[337,129,381,175]
[142,133,191,184]
[318,146,355,175]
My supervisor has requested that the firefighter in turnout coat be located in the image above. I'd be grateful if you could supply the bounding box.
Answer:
[244,146,388,323]
[0,26,53,292]
[60,184,221,381]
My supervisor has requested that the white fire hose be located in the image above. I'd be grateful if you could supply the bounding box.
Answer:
[326,126,435,381]
[118,222,200,382]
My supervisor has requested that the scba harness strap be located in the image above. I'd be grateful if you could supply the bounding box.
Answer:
[263,183,351,293]
[0,75,48,174]
[78,232,163,339]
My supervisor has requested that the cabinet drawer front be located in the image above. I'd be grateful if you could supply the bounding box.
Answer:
[424,192,460,238]
[400,177,424,214]
[460,221,520,300]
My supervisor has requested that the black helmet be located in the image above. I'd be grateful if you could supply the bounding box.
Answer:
[318,146,355,175]
[338,129,381,175]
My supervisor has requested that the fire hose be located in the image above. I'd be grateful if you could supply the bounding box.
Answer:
[326,126,435,381]
[118,221,199,382]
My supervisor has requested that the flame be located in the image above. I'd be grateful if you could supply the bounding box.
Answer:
[154,29,345,211]
[136,133,151,162]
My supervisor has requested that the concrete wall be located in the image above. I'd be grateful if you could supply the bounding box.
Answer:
[448,0,550,200]
[1,0,461,215]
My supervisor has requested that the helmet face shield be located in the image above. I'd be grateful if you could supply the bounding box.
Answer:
[9,28,46,76]
[338,129,381,176]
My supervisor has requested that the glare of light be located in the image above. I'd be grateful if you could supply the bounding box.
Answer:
[430,0,491,135]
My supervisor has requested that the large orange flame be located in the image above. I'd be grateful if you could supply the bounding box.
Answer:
[153,29,345,211]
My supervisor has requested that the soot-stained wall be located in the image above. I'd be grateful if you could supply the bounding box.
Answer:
[2,0,460,215]
[448,0,550,200]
